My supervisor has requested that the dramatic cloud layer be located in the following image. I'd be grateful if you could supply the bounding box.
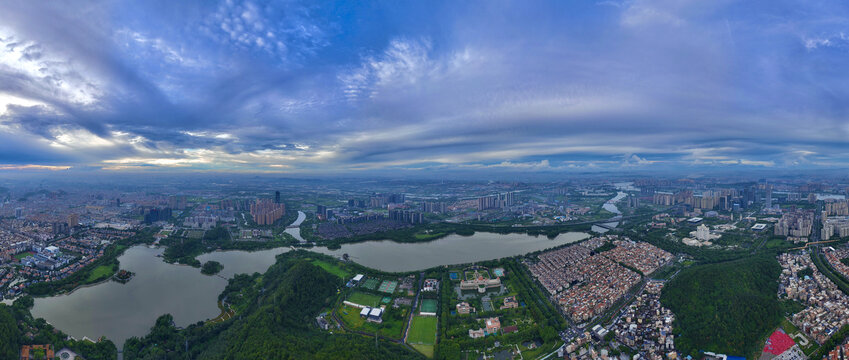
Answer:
[1,0,848,173]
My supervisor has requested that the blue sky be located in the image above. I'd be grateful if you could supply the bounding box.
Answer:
[0,0,848,173]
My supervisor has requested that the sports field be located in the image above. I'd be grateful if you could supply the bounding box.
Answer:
[411,344,434,358]
[408,316,437,345]
[14,251,35,261]
[362,278,380,290]
[378,280,398,293]
[86,265,114,282]
[310,259,350,279]
[420,299,438,314]
[347,291,382,307]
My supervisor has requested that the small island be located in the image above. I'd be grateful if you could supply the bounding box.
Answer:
[201,261,224,275]
[112,269,135,284]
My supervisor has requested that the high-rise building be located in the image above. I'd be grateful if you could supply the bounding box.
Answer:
[67,213,79,228]
[144,208,173,224]
[14,208,22,218]
[389,209,424,224]
[825,200,849,216]
[477,192,515,210]
[53,222,69,235]
[251,199,286,225]
[652,193,674,206]
[168,195,187,210]
[275,191,281,204]
[765,187,773,209]
[423,201,447,213]
[388,193,406,204]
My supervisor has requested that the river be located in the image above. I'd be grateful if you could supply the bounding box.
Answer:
[593,191,627,233]
[31,227,589,347]
[283,211,306,242]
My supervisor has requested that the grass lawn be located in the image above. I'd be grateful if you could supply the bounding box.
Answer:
[408,316,438,345]
[338,304,407,340]
[414,232,445,241]
[310,259,350,279]
[14,251,35,261]
[86,265,115,282]
[347,291,383,307]
[339,304,367,328]
[411,344,434,358]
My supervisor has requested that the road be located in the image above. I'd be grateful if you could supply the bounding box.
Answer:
[403,272,425,344]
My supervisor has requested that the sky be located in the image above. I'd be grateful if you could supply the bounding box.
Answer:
[1,0,849,174]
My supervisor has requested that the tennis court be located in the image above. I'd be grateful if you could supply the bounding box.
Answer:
[378,280,398,293]
[362,278,380,290]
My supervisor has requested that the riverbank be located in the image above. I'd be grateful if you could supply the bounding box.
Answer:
[24,229,157,297]
[306,221,593,249]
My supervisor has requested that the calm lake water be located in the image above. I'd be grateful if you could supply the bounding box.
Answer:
[311,231,589,272]
[31,228,588,347]
[31,246,227,347]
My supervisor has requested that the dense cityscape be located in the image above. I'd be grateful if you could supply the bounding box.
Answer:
[0,175,846,359]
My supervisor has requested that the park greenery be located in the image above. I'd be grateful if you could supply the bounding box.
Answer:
[660,255,782,358]
[162,225,297,267]
[200,261,224,275]
[435,260,562,360]
[122,251,423,359]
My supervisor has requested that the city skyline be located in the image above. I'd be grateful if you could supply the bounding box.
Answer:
[2,1,849,174]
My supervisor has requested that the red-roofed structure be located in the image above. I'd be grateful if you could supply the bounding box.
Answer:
[763,329,795,356]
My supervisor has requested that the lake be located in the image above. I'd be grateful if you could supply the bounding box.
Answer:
[30,228,588,347]
[311,231,589,272]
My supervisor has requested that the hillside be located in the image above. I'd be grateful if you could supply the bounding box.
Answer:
[123,251,422,359]
[660,255,782,358]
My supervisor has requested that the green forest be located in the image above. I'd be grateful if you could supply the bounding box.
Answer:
[201,260,224,275]
[660,255,782,358]
[123,251,423,359]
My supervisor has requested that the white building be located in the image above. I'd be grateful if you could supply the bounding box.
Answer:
[695,224,711,241]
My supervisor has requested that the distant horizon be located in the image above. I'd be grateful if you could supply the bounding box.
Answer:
[0,166,848,184]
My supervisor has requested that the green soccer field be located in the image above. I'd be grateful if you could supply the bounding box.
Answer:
[408,316,438,345]
[347,291,382,307]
